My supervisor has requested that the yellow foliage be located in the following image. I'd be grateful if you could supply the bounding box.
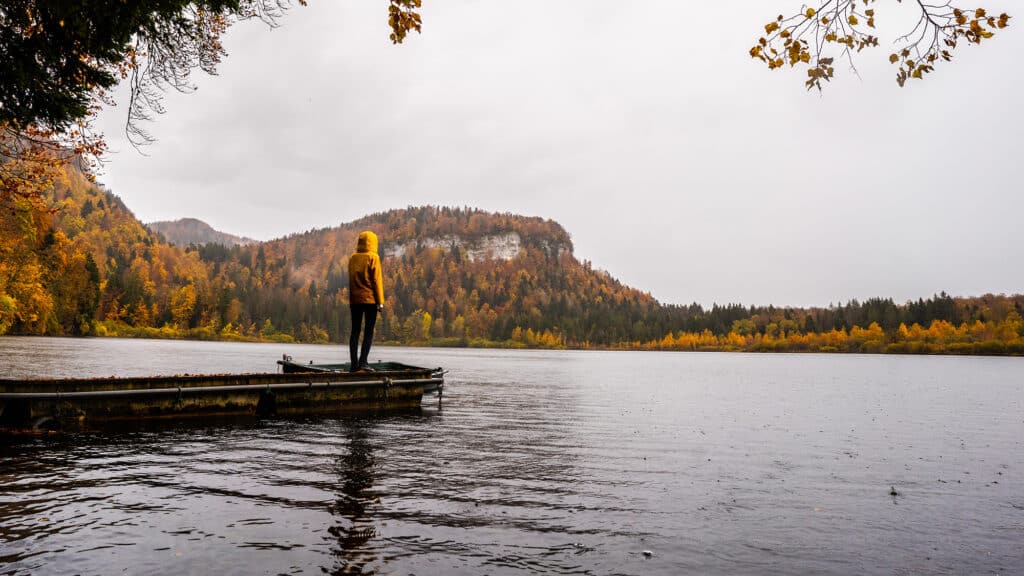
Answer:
[753,2,1012,90]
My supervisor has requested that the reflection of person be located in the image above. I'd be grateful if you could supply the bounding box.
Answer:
[329,418,378,572]
[348,231,384,372]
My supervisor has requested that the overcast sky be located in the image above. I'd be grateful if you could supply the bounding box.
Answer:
[93,0,1023,308]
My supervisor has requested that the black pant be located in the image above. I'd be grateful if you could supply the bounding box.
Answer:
[349,304,378,367]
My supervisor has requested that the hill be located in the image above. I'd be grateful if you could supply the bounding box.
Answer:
[1,159,1022,354]
[147,218,255,247]
[206,205,673,346]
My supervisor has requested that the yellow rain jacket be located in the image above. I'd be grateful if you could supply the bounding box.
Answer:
[348,231,384,305]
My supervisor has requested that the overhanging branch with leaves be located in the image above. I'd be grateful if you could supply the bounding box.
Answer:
[750,0,1010,89]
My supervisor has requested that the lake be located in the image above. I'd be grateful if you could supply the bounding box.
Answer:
[1,337,1022,575]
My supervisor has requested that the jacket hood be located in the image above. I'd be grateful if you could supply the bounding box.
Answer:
[356,230,378,253]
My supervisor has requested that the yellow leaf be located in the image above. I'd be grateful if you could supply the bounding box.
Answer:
[848,14,859,26]
[805,8,816,18]
[889,53,898,63]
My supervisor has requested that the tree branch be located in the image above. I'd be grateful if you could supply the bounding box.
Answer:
[751,0,1011,90]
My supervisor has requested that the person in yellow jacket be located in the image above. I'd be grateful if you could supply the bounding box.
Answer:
[348,230,384,372]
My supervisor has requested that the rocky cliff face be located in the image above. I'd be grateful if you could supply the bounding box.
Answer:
[384,232,572,262]
[386,232,523,261]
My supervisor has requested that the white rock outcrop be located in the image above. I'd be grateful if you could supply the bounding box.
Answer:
[385,232,526,262]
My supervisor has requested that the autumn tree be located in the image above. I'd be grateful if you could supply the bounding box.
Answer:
[752,0,1010,90]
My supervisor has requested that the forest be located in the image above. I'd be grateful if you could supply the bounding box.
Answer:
[1,161,1022,356]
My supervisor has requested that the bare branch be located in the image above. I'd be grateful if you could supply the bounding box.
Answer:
[121,0,305,150]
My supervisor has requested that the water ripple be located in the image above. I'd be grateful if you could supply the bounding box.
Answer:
[2,343,1023,575]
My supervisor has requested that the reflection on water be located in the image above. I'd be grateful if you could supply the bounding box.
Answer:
[1,337,1023,575]
[328,419,379,574]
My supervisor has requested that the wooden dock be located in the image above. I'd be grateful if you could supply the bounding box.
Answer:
[0,362,444,431]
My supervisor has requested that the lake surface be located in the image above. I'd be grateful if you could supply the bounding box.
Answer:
[1,337,1022,575]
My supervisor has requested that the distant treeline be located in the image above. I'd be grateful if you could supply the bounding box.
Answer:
[627,307,1024,356]
[1,162,1022,355]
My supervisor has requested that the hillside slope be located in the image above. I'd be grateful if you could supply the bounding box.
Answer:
[0,162,204,335]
